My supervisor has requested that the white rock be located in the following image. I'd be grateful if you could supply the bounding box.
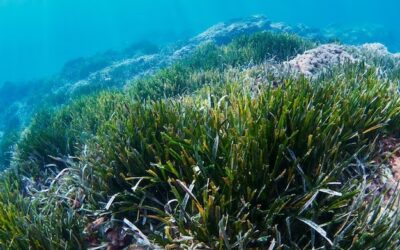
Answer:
[360,43,390,56]
[286,44,356,77]
[192,15,271,45]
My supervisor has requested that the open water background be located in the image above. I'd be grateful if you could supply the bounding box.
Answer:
[0,0,399,83]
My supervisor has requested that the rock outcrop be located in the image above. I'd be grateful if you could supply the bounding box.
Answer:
[357,42,400,61]
[192,15,272,45]
[172,16,271,60]
[285,42,400,77]
[286,44,356,77]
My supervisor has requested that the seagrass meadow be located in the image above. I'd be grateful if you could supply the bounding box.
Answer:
[2,31,400,249]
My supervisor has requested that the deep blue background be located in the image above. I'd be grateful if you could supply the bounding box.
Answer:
[0,0,399,83]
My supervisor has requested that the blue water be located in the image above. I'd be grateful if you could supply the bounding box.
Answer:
[0,0,399,84]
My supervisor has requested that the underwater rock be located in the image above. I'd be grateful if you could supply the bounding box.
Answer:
[286,44,356,77]
[172,15,272,60]
[270,22,327,42]
[284,42,400,78]
[360,43,390,55]
[192,15,271,45]
[352,43,400,70]
[64,54,164,96]
[357,42,399,59]
[356,43,400,66]
[269,22,290,32]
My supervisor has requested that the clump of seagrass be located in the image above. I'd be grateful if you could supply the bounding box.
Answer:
[91,68,400,248]
[1,32,400,249]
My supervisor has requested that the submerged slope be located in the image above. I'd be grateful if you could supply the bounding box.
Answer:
[2,15,397,164]
[1,17,400,249]
[0,15,314,168]
[0,15,329,150]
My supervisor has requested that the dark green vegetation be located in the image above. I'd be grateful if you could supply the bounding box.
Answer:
[1,32,400,249]
[131,32,312,101]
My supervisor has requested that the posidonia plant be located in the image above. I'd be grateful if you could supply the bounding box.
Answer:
[82,69,400,249]
[1,32,400,249]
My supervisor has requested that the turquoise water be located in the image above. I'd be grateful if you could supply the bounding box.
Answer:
[0,0,399,83]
